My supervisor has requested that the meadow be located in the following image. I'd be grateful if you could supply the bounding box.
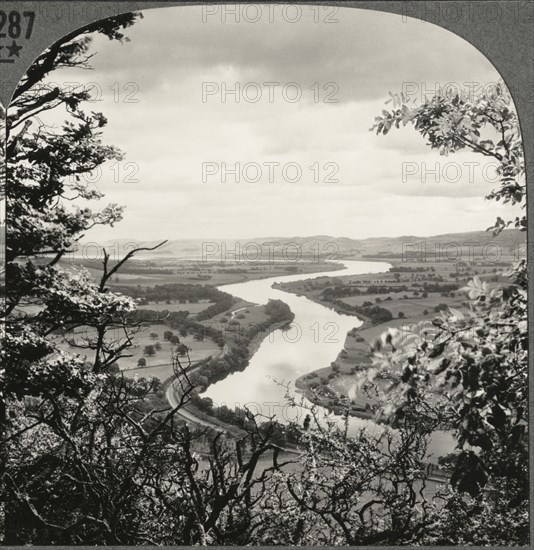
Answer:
[57,324,222,376]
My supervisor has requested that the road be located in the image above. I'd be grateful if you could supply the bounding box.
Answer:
[165,366,225,432]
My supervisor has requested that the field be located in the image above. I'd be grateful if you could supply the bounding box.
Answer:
[52,245,522,425]
[339,291,466,318]
[54,296,282,388]
[203,302,271,345]
[121,326,222,371]
[138,300,214,314]
[65,259,343,288]
[57,324,222,380]
[286,255,511,416]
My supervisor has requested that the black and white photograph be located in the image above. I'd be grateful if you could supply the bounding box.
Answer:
[0,1,531,546]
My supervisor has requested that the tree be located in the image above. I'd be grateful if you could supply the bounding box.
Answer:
[398,311,405,319]
[164,330,174,340]
[0,15,213,544]
[367,82,528,544]
[150,331,159,339]
[3,14,151,387]
[4,11,162,542]
[372,83,525,234]
[176,343,189,356]
[144,345,156,356]
[137,357,147,368]
[254,402,440,545]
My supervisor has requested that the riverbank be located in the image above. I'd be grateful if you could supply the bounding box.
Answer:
[293,313,379,421]
[274,256,485,420]
[160,258,462,460]
[293,315,410,421]
[166,314,297,439]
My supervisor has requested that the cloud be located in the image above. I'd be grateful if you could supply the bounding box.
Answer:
[83,5,501,102]
[28,4,519,242]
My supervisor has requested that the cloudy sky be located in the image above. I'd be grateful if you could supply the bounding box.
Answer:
[44,4,518,242]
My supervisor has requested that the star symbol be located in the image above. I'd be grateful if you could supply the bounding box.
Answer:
[7,40,22,58]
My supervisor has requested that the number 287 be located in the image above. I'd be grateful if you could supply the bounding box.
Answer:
[0,11,35,39]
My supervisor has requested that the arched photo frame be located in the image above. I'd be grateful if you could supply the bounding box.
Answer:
[1,1,532,546]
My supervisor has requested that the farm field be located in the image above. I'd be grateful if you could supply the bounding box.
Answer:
[138,300,214,314]
[339,291,466,318]
[118,327,222,371]
[285,255,507,417]
[62,259,343,288]
[201,302,273,348]
[57,325,222,376]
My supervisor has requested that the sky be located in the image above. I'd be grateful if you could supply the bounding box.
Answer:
[37,4,520,242]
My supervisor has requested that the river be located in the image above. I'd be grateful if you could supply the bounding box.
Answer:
[204,260,453,461]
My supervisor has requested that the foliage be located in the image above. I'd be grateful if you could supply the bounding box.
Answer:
[143,345,156,357]
[372,82,525,233]
[252,406,441,545]
[366,82,528,543]
[191,299,294,390]
[1,14,284,545]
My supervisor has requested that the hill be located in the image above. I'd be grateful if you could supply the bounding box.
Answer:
[81,229,525,262]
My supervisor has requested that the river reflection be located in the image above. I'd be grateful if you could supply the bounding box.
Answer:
[204,260,453,460]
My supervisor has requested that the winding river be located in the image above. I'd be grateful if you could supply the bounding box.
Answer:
[204,260,453,460]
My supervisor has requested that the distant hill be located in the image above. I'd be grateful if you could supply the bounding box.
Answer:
[81,229,525,261]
